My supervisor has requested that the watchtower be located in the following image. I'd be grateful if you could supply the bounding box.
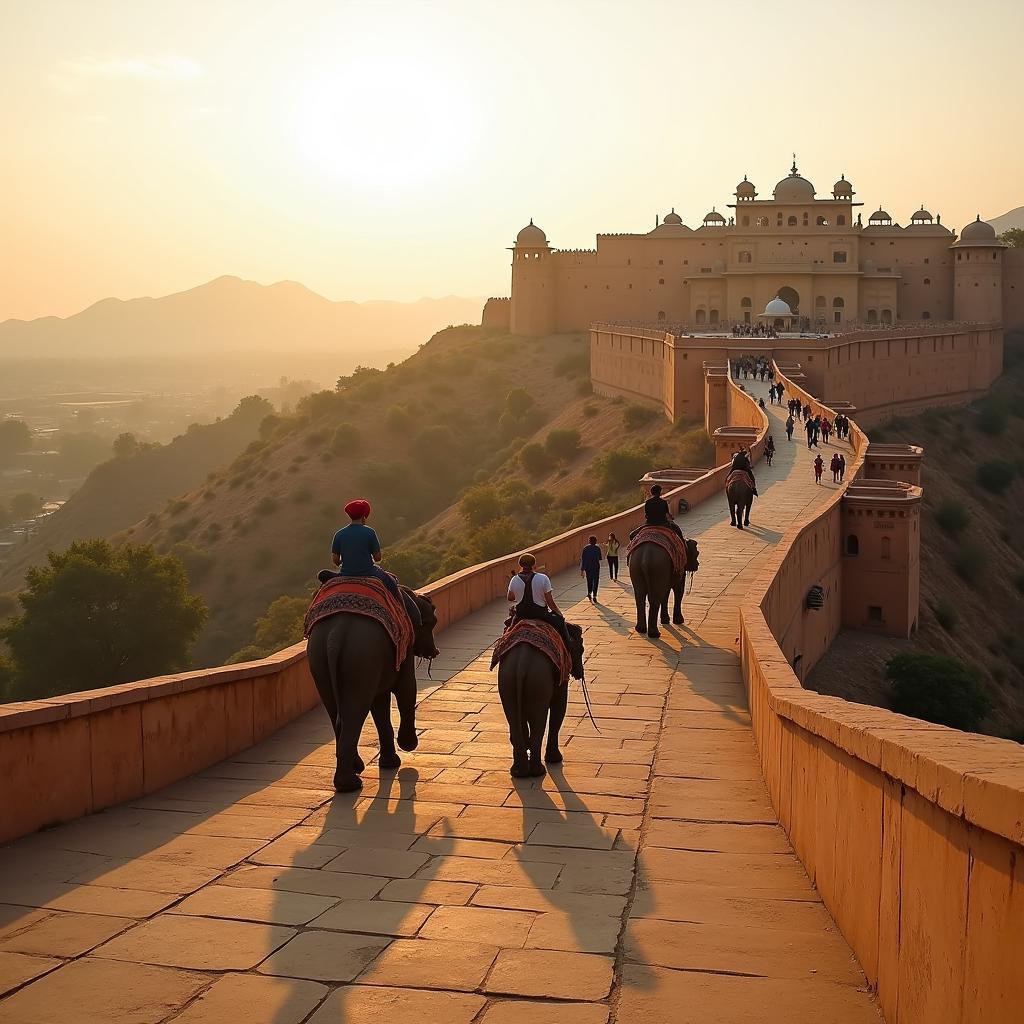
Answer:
[509,221,555,336]
[953,216,1006,323]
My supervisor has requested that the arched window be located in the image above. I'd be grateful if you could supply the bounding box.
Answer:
[881,309,893,324]
[709,309,720,325]
[787,215,798,226]
[802,213,809,226]
[756,216,770,227]
[740,297,752,308]
[881,537,891,560]
[922,311,931,320]
[658,278,665,285]
[846,535,859,556]
[923,278,930,285]
[777,214,783,226]
[837,215,846,226]
[738,251,752,264]
[833,297,845,307]
[695,309,706,325]
[657,310,666,321]
[833,251,848,264]
[867,309,878,324]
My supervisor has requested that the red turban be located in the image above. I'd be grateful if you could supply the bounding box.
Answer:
[344,498,372,520]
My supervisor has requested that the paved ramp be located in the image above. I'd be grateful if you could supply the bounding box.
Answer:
[0,380,881,1022]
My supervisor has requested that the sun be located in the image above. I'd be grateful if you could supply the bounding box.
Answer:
[289,55,473,191]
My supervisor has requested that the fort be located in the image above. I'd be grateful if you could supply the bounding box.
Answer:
[1,194,1022,1020]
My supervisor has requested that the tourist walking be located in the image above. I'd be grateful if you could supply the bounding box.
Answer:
[786,414,794,441]
[580,535,603,602]
[805,418,816,449]
[814,454,825,484]
[830,453,842,482]
[821,417,833,444]
[606,533,620,580]
[765,435,776,466]
[838,453,847,482]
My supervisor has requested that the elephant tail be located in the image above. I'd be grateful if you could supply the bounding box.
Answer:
[326,624,345,734]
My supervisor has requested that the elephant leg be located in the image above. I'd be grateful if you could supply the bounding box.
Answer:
[647,596,661,639]
[334,688,374,792]
[526,695,549,778]
[498,670,530,778]
[634,588,648,634]
[672,578,685,625]
[545,682,568,763]
[660,588,671,625]
[371,691,401,771]
[745,498,752,526]
[393,655,419,752]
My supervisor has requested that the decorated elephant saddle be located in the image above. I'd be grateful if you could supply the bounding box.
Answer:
[626,525,687,579]
[490,620,572,686]
[727,468,757,491]
[303,576,413,671]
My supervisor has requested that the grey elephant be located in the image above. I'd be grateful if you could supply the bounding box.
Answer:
[496,624,582,778]
[628,542,685,638]
[307,587,439,792]
[727,475,755,529]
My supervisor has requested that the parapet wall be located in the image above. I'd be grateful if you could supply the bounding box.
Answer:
[741,364,1024,1024]
[0,397,767,846]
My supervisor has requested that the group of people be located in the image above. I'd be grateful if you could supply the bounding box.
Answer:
[767,383,786,405]
[813,452,847,484]
[578,532,620,602]
[731,323,780,340]
[732,355,774,380]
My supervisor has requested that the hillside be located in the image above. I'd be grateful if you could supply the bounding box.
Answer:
[990,206,1024,234]
[0,276,481,358]
[75,327,711,665]
[808,329,1024,739]
[0,397,275,589]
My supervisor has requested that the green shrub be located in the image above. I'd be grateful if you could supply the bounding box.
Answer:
[597,447,651,491]
[461,485,502,528]
[976,404,1007,436]
[255,496,278,516]
[623,404,658,429]
[582,402,598,419]
[167,516,199,542]
[386,405,412,433]
[520,442,553,475]
[887,652,989,732]
[331,423,362,455]
[976,459,1016,494]
[545,429,581,462]
[468,516,530,562]
[555,351,590,377]
[932,601,958,632]
[304,428,328,448]
[575,378,593,397]
[934,500,970,534]
[953,542,987,586]
[166,498,189,516]
[677,427,715,467]
[171,541,214,583]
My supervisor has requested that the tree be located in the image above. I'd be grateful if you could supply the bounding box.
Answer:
[227,595,307,664]
[999,228,1024,248]
[232,395,275,424]
[597,446,652,491]
[886,652,989,732]
[10,493,40,521]
[504,388,535,419]
[461,485,502,528]
[468,516,530,562]
[545,428,582,462]
[112,432,140,458]
[520,442,553,475]
[331,422,363,455]
[0,419,32,465]
[1,540,207,700]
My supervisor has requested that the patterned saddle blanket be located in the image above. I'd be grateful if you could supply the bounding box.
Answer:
[303,576,413,671]
[726,469,757,491]
[626,525,687,579]
[490,619,571,687]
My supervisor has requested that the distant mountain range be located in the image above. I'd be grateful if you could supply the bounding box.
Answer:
[991,207,1024,234]
[0,276,483,358]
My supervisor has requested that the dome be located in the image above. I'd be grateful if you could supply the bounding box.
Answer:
[958,215,997,244]
[911,207,933,223]
[764,296,793,316]
[773,161,816,202]
[736,176,757,198]
[663,208,683,225]
[868,208,892,224]
[833,175,853,196]
[515,219,547,246]
[703,207,726,225]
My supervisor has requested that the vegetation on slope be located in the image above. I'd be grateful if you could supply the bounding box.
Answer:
[808,329,1024,740]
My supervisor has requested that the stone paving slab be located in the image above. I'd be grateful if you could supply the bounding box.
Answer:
[0,379,881,1021]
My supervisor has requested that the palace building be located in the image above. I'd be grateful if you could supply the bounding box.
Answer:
[482,162,1024,336]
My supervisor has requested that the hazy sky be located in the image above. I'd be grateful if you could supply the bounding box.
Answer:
[3,0,1023,321]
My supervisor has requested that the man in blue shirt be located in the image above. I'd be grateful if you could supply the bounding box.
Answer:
[580,535,603,603]
[318,498,420,625]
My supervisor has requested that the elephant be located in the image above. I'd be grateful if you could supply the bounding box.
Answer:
[727,476,755,529]
[628,541,685,639]
[307,588,439,792]
[496,642,572,778]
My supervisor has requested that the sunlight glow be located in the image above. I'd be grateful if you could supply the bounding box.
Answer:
[289,55,474,191]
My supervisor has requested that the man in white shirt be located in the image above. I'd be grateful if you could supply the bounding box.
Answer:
[506,552,570,651]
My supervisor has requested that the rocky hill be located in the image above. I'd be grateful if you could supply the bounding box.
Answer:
[808,329,1024,739]
[990,206,1024,234]
[0,276,481,358]
[36,327,709,666]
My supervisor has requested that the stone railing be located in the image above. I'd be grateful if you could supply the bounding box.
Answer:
[740,362,1023,1024]
[0,397,768,846]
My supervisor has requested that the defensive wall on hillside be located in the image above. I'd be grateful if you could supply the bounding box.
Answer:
[1,354,1022,1021]
[590,321,1003,426]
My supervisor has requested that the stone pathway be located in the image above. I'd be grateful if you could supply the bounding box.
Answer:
[0,380,881,1023]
